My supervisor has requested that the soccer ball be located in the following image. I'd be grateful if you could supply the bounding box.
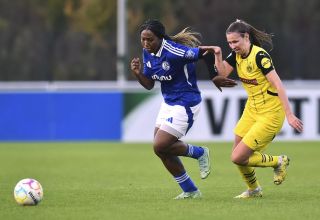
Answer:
[13,178,44,205]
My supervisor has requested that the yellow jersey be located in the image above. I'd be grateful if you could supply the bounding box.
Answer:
[226,45,282,113]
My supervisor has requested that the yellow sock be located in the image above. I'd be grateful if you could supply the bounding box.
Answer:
[248,152,279,167]
[237,166,260,190]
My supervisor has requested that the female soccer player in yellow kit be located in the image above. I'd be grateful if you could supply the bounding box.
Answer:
[200,19,303,198]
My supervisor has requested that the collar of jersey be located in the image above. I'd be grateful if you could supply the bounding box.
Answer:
[241,44,253,59]
[151,39,166,57]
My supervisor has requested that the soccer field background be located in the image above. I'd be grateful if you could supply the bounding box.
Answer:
[0,142,319,220]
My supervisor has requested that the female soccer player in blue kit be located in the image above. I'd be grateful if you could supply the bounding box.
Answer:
[130,19,236,199]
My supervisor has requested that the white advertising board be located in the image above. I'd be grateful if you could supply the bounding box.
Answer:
[123,86,320,142]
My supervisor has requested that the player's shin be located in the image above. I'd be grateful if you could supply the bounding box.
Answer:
[247,152,279,167]
[237,166,260,190]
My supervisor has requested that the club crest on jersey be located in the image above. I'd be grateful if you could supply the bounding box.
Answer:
[162,61,170,71]
[246,62,253,73]
[185,50,195,59]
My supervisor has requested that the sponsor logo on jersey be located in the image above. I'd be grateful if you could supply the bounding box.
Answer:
[146,61,151,68]
[151,74,173,81]
[162,61,170,71]
[239,77,258,85]
[261,57,272,69]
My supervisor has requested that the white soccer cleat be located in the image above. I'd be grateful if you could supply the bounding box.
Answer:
[173,190,202,200]
[234,187,263,199]
[198,147,211,179]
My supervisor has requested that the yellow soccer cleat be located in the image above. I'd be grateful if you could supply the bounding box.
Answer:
[274,155,290,185]
[234,187,263,199]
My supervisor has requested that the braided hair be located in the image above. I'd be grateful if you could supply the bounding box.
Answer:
[139,19,201,47]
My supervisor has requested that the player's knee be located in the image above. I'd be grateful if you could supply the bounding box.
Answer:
[231,154,246,165]
[153,142,168,157]
[231,154,238,164]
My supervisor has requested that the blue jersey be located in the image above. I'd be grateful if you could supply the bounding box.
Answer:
[142,39,201,107]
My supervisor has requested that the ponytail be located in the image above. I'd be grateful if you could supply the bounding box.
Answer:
[226,19,273,51]
[170,28,201,47]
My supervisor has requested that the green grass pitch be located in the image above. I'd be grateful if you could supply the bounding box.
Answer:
[0,141,319,220]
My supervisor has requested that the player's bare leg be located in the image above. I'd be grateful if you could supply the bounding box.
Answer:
[153,129,201,199]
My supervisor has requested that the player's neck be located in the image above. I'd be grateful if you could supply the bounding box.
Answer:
[241,43,252,58]
[154,39,163,54]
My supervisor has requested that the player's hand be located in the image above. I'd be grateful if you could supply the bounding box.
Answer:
[130,58,141,76]
[212,75,237,92]
[199,46,222,56]
[287,113,303,132]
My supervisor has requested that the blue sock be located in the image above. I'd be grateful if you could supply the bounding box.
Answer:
[186,144,204,159]
[174,172,198,192]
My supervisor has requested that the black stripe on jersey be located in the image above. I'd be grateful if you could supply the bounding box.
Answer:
[256,51,274,75]
[225,51,236,68]
[267,90,278,96]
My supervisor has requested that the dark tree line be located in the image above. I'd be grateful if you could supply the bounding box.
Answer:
[0,0,319,81]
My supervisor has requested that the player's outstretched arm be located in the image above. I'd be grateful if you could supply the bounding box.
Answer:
[199,45,233,78]
[199,46,237,92]
[130,57,155,90]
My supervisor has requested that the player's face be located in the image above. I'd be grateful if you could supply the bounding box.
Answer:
[140,30,161,54]
[226,32,249,56]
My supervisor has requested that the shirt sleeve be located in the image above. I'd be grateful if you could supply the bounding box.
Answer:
[142,50,153,79]
[256,50,274,75]
[165,41,200,63]
[182,47,200,62]
[225,51,236,68]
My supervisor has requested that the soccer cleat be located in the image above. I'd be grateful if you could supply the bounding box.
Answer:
[174,190,202,200]
[198,147,211,179]
[234,187,263,199]
[274,155,290,185]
